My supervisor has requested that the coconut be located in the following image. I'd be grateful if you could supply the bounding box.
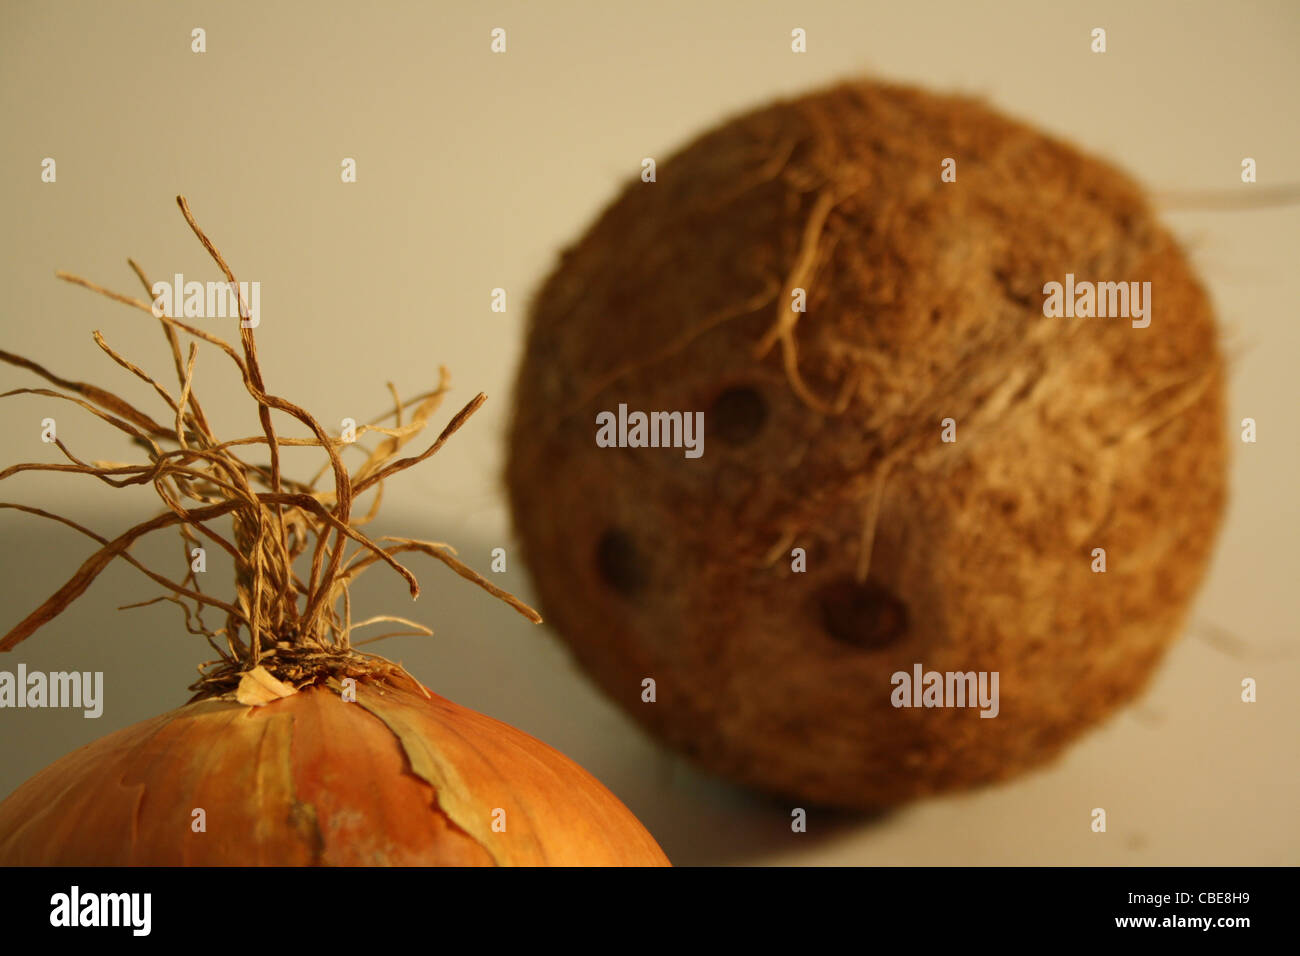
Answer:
[506,79,1227,809]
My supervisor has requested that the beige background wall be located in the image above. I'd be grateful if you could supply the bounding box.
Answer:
[0,0,1296,864]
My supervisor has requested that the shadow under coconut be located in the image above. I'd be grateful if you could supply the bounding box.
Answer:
[0,511,888,865]
[619,763,893,866]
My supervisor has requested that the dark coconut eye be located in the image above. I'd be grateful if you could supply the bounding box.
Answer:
[815,577,909,650]
[709,386,768,446]
[595,528,647,596]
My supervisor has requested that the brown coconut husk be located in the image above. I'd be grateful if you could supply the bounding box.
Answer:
[506,79,1228,809]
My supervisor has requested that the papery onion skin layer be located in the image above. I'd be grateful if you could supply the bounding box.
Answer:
[0,675,669,866]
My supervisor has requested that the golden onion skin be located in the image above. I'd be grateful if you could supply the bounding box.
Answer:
[0,676,669,866]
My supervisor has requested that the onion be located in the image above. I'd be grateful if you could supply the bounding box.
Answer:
[0,196,668,866]
[0,671,667,866]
